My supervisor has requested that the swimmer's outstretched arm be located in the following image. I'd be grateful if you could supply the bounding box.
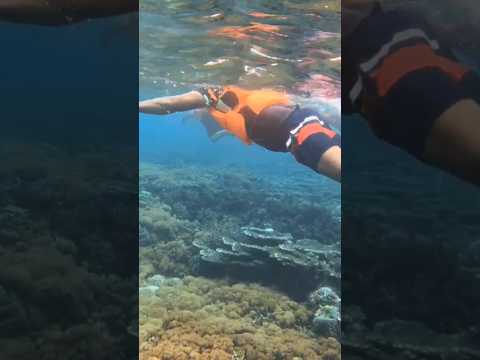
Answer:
[0,0,136,26]
[424,99,480,186]
[139,91,206,115]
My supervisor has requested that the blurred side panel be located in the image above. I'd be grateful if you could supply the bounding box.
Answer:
[0,9,139,360]
[342,1,480,359]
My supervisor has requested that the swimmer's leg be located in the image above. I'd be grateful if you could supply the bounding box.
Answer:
[424,99,480,186]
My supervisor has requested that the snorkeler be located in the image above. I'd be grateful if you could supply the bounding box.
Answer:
[0,0,136,26]
[343,0,480,186]
[139,86,341,182]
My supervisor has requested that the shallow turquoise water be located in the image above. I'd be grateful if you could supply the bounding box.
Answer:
[139,0,341,191]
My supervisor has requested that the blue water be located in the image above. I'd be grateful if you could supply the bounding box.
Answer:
[139,0,341,186]
[0,14,139,359]
[139,109,337,181]
[1,15,138,147]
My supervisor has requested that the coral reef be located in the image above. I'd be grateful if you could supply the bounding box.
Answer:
[139,275,340,360]
[139,162,341,358]
[139,164,340,295]
[343,188,480,331]
[0,141,137,359]
[139,164,340,276]
[342,149,480,357]
[140,163,340,243]
[140,200,193,244]
[342,315,480,360]
[140,240,196,279]
[139,190,197,278]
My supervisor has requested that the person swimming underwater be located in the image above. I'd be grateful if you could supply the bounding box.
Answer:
[0,0,136,26]
[139,86,342,182]
[343,0,480,186]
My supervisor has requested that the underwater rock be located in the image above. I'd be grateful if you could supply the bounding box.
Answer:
[309,287,341,338]
[313,305,341,338]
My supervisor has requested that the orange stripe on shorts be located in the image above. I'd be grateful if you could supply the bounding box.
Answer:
[296,123,336,145]
[374,44,469,96]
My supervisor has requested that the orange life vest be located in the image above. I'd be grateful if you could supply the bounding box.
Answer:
[208,86,292,144]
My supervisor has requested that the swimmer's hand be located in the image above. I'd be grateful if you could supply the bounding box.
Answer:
[139,91,206,115]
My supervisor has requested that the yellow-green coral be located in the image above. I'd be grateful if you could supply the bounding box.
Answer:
[140,204,191,243]
[140,276,340,360]
[140,240,195,278]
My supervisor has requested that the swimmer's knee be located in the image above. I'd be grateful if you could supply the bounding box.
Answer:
[287,122,341,172]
